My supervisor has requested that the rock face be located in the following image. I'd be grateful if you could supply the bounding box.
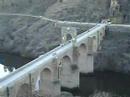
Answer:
[0,0,57,13]
[118,0,130,23]
[0,0,59,57]
[94,31,130,73]
[0,0,130,58]
[0,0,110,57]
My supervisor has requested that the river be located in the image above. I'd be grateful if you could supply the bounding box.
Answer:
[0,52,34,68]
[80,71,130,97]
[0,52,33,79]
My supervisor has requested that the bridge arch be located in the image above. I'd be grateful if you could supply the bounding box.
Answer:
[16,83,32,97]
[79,43,87,54]
[40,68,52,96]
[78,43,88,73]
[62,55,72,75]
[61,27,77,45]
[41,68,52,80]
[61,55,73,88]
[66,33,72,41]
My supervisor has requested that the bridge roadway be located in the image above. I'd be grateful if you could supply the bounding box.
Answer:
[0,13,130,97]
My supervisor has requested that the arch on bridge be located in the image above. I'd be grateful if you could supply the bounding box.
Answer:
[41,68,52,80]
[62,55,72,75]
[61,27,77,46]
[16,83,32,97]
[61,55,73,87]
[62,32,75,43]
[78,43,88,73]
[40,68,52,96]
[66,33,72,41]
[79,43,87,54]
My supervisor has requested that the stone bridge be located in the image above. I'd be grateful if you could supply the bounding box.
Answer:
[0,14,130,97]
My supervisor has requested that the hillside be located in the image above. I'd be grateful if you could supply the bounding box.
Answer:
[0,0,129,57]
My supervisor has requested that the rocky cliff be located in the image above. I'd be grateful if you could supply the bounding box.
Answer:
[95,31,130,73]
[0,0,111,57]
[0,0,130,67]
[94,0,130,73]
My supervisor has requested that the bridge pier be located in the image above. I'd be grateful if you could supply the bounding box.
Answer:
[86,55,94,73]
[79,43,88,73]
[39,57,61,97]
[86,37,95,73]
[61,47,79,89]
[51,56,61,97]
[71,46,79,88]
[40,68,52,96]
[79,37,95,74]
[61,26,79,89]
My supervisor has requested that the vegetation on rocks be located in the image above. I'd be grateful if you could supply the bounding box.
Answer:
[0,0,130,58]
[0,0,130,73]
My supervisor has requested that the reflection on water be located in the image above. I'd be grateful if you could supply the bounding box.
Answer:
[80,71,130,97]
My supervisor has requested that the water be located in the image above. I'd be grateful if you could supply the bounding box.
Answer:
[0,52,33,79]
[80,71,130,97]
[0,52,33,68]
